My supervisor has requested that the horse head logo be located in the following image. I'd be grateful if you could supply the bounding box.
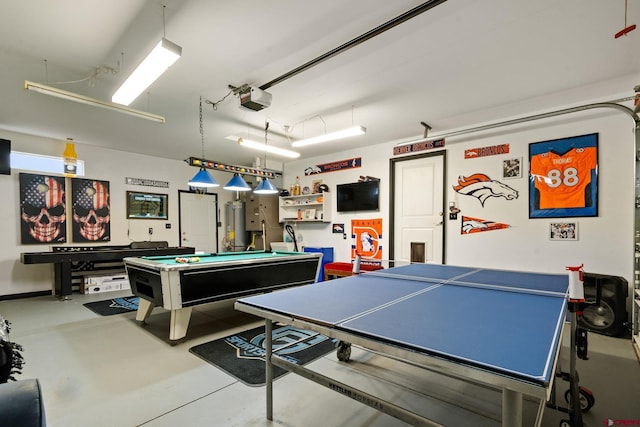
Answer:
[453,173,518,207]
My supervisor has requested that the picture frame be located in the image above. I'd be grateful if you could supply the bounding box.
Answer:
[502,157,522,179]
[549,221,578,241]
[304,208,316,220]
[126,191,168,220]
[529,133,598,218]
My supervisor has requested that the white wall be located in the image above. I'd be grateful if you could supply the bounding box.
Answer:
[0,129,240,296]
[283,107,636,312]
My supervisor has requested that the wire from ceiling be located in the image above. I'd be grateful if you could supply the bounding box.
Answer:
[206,1,447,111]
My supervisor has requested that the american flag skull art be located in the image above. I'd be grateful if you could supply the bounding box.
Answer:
[73,180,110,241]
[21,176,66,242]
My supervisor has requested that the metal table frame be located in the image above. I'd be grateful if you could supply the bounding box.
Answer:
[236,302,565,427]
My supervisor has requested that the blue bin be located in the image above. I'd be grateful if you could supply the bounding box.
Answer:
[303,247,334,282]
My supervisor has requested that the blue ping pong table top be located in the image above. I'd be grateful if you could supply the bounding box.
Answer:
[237,263,569,385]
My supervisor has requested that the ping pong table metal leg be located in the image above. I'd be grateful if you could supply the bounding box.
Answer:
[266,319,273,421]
[502,389,522,427]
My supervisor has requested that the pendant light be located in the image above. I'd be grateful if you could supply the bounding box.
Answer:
[253,121,279,194]
[224,173,251,191]
[188,97,219,188]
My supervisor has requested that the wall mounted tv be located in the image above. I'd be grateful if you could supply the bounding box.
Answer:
[337,180,380,212]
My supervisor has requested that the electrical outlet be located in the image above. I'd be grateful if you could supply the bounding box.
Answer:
[148,227,153,235]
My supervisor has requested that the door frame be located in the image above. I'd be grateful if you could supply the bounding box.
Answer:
[178,190,219,253]
[389,150,447,265]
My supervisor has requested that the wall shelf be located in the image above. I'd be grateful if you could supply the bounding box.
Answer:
[279,193,331,223]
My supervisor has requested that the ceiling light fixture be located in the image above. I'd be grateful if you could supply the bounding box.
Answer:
[291,125,366,147]
[23,80,165,123]
[112,6,181,106]
[188,97,219,188]
[224,173,251,192]
[226,135,300,158]
[254,177,279,194]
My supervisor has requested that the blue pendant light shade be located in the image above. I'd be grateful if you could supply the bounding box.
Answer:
[189,168,219,188]
[253,177,279,194]
[224,173,251,191]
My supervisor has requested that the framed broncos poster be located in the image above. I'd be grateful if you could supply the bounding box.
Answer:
[529,133,598,218]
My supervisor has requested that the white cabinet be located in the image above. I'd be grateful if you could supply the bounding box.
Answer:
[279,194,331,223]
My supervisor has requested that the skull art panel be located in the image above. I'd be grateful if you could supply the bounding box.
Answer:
[19,173,67,244]
[71,178,111,242]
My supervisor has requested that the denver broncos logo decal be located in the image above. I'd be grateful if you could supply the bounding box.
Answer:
[453,173,518,206]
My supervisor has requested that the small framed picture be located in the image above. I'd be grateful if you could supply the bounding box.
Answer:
[549,222,578,241]
[312,179,323,194]
[502,157,522,179]
[304,208,316,220]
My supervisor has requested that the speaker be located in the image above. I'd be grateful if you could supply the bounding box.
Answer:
[579,272,628,337]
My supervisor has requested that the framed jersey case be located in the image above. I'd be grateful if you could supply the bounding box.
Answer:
[529,133,598,218]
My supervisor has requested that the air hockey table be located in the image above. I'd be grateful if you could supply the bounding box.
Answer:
[124,250,322,341]
[235,263,571,427]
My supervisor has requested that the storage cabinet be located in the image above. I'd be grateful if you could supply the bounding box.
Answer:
[279,194,331,223]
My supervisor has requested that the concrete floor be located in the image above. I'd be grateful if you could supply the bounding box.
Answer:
[0,290,638,427]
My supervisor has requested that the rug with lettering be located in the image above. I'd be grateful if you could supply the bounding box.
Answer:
[189,325,337,386]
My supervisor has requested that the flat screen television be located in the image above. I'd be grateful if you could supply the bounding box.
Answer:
[0,139,10,175]
[337,180,380,212]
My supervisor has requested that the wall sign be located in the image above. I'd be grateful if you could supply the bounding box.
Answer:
[464,144,510,159]
[351,218,382,264]
[393,138,445,155]
[305,157,361,175]
[461,216,510,234]
[453,173,519,207]
[125,177,169,188]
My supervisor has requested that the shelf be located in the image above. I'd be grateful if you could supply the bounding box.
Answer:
[279,194,331,223]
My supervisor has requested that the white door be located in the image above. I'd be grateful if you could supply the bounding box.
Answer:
[179,191,218,253]
[393,153,445,264]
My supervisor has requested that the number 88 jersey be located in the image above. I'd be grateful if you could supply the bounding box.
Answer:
[530,147,597,209]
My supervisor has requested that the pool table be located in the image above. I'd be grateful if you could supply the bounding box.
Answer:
[123,250,323,341]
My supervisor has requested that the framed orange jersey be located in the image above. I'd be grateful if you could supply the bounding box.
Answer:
[529,133,598,218]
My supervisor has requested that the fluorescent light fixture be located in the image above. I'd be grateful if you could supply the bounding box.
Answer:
[253,178,279,194]
[291,125,366,147]
[24,80,165,123]
[226,136,300,158]
[224,173,251,191]
[188,168,219,188]
[112,38,182,106]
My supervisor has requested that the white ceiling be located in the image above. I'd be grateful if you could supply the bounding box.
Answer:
[1,0,638,168]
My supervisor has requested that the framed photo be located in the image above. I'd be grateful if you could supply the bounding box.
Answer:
[303,208,316,220]
[312,179,323,194]
[127,191,168,220]
[549,222,578,241]
[502,157,522,179]
[529,133,598,218]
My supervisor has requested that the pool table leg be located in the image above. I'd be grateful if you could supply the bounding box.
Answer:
[169,307,193,341]
[136,298,155,322]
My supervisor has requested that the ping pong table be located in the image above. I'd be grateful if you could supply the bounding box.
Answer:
[235,263,571,427]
